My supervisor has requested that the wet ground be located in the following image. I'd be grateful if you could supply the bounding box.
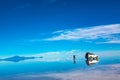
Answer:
[0,53,120,80]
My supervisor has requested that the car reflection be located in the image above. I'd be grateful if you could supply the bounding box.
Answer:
[86,59,99,66]
[85,52,99,66]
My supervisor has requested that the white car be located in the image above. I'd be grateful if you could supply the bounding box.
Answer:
[85,52,98,60]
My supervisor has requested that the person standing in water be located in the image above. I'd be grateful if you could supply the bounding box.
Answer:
[73,55,76,64]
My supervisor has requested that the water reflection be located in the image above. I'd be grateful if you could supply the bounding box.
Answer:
[0,56,43,62]
[73,52,99,66]
[86,59,99,66]
[85,52,99,66]
[0,52,120,80]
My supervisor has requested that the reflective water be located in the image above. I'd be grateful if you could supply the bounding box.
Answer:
[0,54,120,80]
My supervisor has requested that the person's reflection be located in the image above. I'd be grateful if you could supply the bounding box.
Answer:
[73,55,76,64]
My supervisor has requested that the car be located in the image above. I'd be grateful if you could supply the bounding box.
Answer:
[85,52,98,60]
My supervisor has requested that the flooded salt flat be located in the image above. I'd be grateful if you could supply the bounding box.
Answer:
[0,52,120,80]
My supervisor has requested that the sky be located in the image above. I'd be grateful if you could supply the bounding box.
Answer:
[0,0,120,56]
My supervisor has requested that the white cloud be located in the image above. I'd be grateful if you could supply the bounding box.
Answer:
[98,40,120,44]
[44,24,120,43]
[33,50,83,62]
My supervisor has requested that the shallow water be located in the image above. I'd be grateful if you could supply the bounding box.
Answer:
[0,55,120,80]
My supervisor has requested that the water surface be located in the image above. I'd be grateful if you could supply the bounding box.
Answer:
[0,53,120,80]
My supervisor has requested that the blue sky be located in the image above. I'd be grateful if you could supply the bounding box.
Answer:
[0,0,120,56]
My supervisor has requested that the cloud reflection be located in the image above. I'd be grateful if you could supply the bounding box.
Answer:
[0,64,120,80]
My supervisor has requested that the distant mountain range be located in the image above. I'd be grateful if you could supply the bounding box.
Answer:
[0,56,43,62]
